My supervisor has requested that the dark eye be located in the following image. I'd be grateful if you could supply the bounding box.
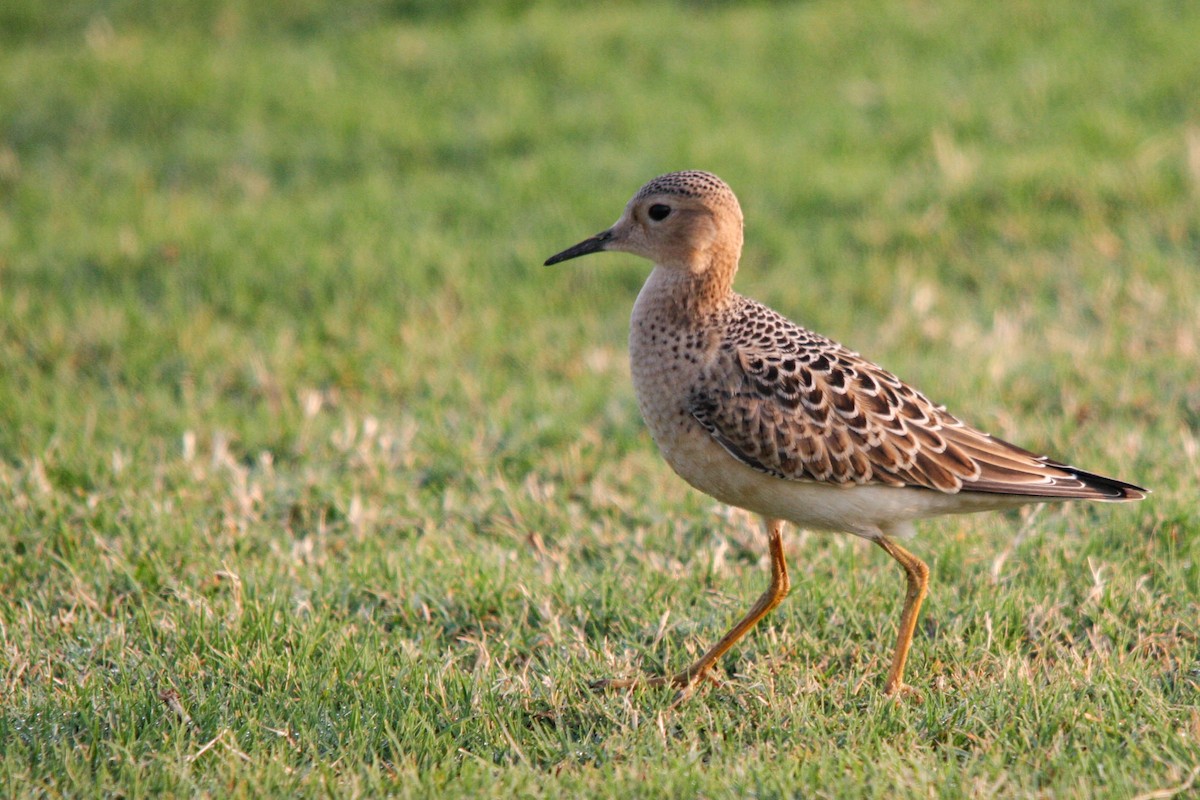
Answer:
[647,204,671,221]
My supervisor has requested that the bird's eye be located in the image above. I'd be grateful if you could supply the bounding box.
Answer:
[648,204,671,222]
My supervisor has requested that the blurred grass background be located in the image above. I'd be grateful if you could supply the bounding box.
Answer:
[1,1,1198,797]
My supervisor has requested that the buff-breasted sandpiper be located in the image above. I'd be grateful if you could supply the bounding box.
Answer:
[545,170,1146,699]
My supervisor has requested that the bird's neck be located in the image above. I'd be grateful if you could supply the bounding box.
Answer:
[635,256,738,327]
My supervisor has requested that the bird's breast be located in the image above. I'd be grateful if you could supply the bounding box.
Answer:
[629,315,720,492]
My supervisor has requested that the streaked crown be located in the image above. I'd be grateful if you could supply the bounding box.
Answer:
[633,170,741,215]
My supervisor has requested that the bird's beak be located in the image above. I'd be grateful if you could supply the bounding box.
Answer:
[544,229,614,266]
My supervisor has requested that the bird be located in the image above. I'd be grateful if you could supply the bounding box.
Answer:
[544,170,1146,700]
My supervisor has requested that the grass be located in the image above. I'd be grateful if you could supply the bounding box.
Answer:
[1,0,1198,796]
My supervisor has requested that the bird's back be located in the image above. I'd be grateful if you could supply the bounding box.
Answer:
[632,277,1144,532]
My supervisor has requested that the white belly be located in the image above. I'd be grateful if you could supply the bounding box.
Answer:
[649,417,1033,540]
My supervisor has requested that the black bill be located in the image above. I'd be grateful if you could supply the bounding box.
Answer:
[544,230,613,266]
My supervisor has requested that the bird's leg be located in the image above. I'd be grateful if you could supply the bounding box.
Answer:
[874,537,930,698]
[593,518,790,696]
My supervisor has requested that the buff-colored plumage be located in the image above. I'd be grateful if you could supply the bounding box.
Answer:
[546,170,1145,699]
[691,295,1139,498]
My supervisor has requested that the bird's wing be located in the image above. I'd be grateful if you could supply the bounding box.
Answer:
[688,301,1143,499]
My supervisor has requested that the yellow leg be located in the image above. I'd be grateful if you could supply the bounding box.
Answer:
[874,537,930,697]
[595,518,790,695]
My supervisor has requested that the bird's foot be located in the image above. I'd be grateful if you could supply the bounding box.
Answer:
[590,669,723,704]
[589,674,683,692]
[883,681,924,704]
[589,676,647,691]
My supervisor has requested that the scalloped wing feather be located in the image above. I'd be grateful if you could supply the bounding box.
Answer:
[688,299,1145,501]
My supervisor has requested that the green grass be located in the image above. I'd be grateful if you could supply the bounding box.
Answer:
[2,0,1198,796]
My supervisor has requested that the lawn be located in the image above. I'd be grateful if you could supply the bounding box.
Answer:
[1,0,1198,796]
